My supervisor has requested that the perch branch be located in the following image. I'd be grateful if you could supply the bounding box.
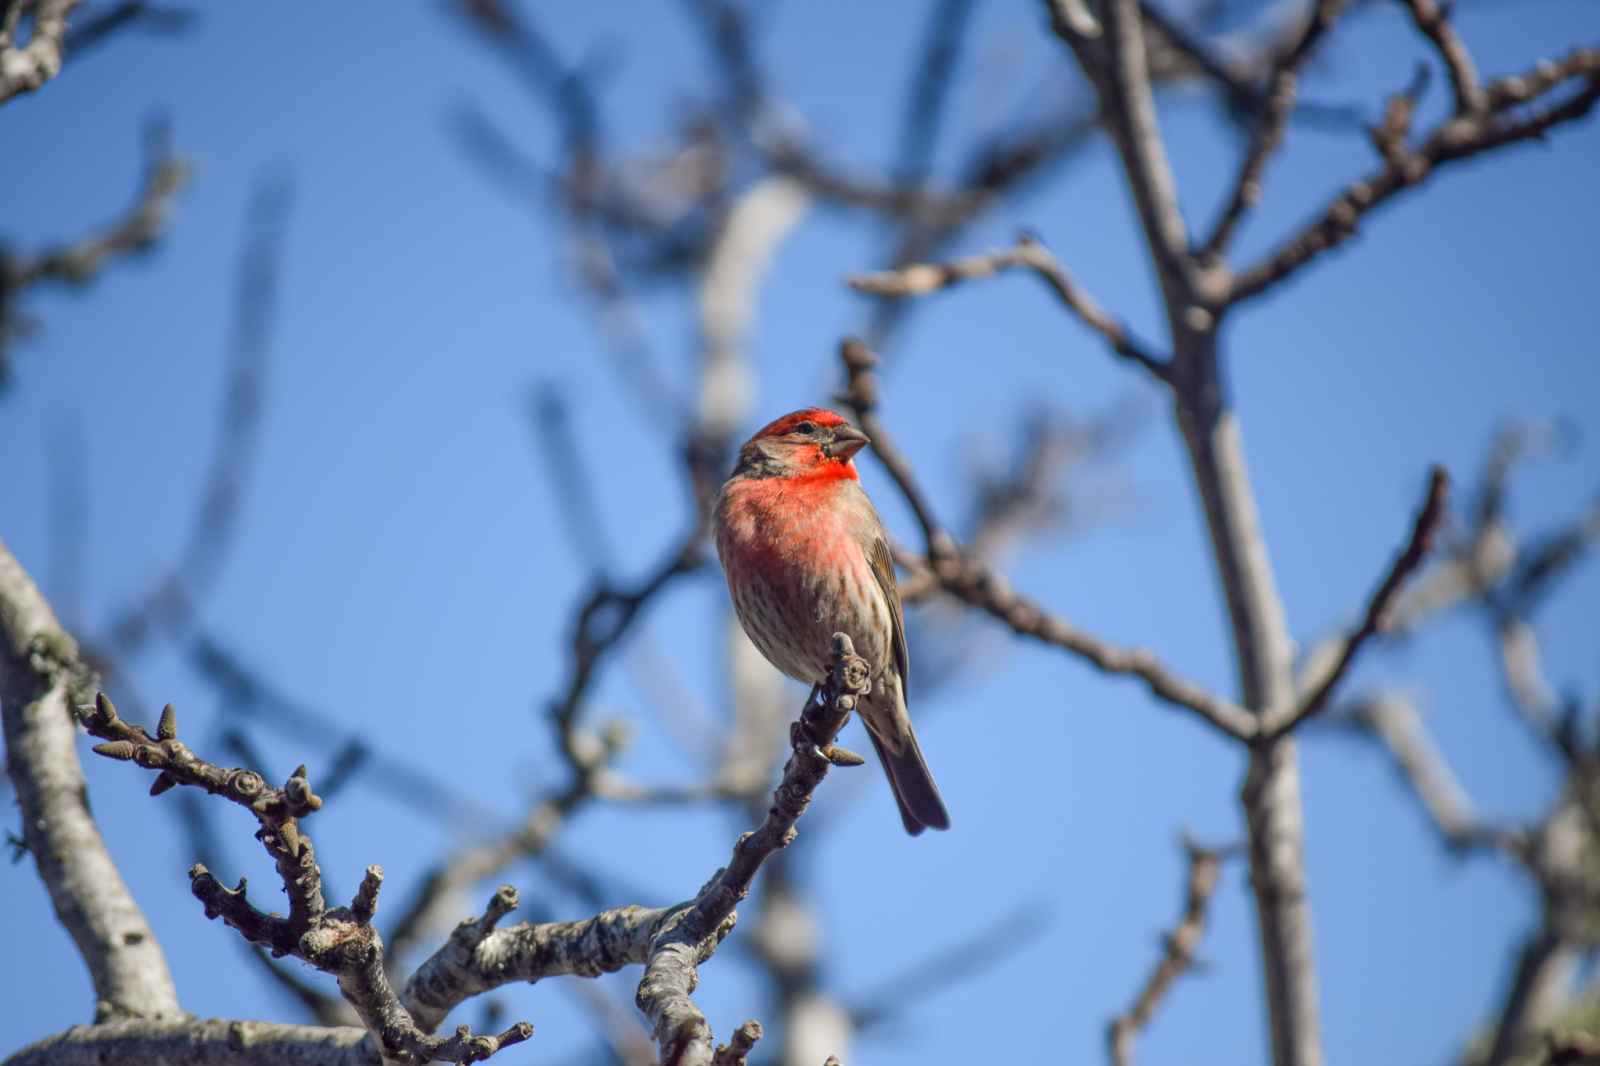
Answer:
[635,634,870,1066]
[387,639,868,1063]
[4,1018,371,1066]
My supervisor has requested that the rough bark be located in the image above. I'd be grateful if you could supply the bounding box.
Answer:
[0,537,181,1022]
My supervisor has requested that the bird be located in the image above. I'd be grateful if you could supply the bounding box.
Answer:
[713,406,950,835]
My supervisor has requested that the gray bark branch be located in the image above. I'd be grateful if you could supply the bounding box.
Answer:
[5,1019,372,1066]
[0,0,80,104]
[0,537,181,1021]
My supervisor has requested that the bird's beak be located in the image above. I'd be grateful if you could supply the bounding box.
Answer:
[826,424,870,461]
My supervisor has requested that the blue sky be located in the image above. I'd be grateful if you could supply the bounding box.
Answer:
[2,2,1598,1064]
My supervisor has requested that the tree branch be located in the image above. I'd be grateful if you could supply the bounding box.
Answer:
[846,235,1171,380]
[636,635,870,1066]
[1108,838,1236,1066]
[1201,0,1348,259]
[1262,466,1448,737]
[401,887,666,1034]
[1230,49,1600,304]
[1343,694,1526,856]
[383,527,704,965]
[104,173,286,652]
[4,1018,371,1066]
[79,695,533,1063]
[387,638,869,1063]
[1,130,189,387]
[0,0,80,104]
[837,340,1256,740]
[0,538,181,1021]
[1397,0,1485,116]
[1053,0,1192,293]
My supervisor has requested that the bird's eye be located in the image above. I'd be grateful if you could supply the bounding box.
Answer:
[795,421,816,435]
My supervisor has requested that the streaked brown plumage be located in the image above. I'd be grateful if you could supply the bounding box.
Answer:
[713,407,950,834]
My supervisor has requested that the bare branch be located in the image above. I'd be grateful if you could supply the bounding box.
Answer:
[394,639,872,1059]
[1051,0,1191,290]
[1490,927,1582,1066]
[711,1020,763,1066]
[892,0,977,189]
[189,634,493,829]
[1497,616,1560,736]
[1108,839,1237,1066]
[0,0,80,104]
[4,1018,370,1066]
[1231,50,1600,304]
[1263,466,1448,736]
[402,886,664,1033]
[0,539,180,1021]
[1397,0,1485,115]
[0,136,187,291]
[838,340,1255,739]
[1,132,189,387]
[1046,0,1101,41]
[1509,496,1600,617]
[83,693,329,945]
[80,695,533,1063]
[106,174,289,652]
[696,176,812,449]
[1201,0,1348,258]
[846,235,1171,380]
[1343,694,1526,856]
[636,635,871,1065]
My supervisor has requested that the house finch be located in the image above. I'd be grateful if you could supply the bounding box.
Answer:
[714,407,950,834]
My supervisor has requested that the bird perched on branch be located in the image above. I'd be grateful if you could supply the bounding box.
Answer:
[714,407,950,834]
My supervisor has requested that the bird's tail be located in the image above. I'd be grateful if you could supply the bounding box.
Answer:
[866,725,951,836]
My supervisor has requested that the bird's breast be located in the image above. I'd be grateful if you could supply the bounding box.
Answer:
[715,478,892,683]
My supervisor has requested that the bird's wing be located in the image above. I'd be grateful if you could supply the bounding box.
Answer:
[868,535,910,703]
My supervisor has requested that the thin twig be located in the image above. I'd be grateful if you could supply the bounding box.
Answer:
[1200,0,1349,259]
[81,694,534,1063]
[1230,51,1600,304]
[106,174,289,652]
[1,130,189,386]
[1262,466,1448,736]
[1107,838,1237,1066]
[838,339,1256,741]
[846,235,1170,380]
